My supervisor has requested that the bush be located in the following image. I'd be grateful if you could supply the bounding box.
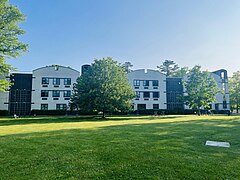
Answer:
[0,110,9,116]
[31,110,66,116]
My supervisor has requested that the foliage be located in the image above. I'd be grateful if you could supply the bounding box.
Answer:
[0,0,28,91]
[184,65,219,115]
[1,115,240,179]
[157,60,179,76]
[71,57,135,118]
[171,66,189,77]
[229,71,240,112]
[121,61,133,73]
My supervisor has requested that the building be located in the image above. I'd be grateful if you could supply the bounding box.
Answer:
[32,65,79,111]
[128,68,230,113]
[127,69,167,110]
[0,65,80,115]
[0,65,230,115]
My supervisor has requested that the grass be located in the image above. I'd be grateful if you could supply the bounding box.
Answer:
[1,115,240,179]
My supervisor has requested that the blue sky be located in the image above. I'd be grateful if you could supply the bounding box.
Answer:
[9,0,240,75]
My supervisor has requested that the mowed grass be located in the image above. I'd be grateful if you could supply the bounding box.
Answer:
[1,115,240,179]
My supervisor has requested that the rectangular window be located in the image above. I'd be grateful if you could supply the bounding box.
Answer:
[64,78,71,85]
[143,80,149,86]
[64,90,71,97]
[41,90,49,97]
[41,104,48,110]
[223,100,227,109]
[133,80,140,86]
[42,77,49,84]
[53,78,60,85]
[52,90,60,97]
[137,104,146,110]
[152,80,159,86]
[56,104,67,110]
[143,92,150,98]
[136,91,140,98]
[153,92,159,98]
[153,104,159,109]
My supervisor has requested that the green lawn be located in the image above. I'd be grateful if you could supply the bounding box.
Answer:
[0,115,240,179]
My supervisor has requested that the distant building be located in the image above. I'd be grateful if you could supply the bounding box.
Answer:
[128,68,230,113]
[127,69,166,110]
[0,65,79,115]
[31,65,79,111]
[0,64,230,115]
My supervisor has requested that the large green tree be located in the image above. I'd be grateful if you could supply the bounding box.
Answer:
[157,60,179,77]
[184,65,219,115]
[171,67,189,78]
[229,71,240,113]
[0,0,28,91]
[71,57,135,118]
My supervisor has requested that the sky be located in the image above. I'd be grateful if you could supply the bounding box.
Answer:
[8,0,240,75]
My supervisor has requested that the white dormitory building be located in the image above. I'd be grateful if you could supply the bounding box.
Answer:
[0,65,230,116]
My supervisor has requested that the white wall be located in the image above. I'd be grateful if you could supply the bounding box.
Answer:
[32,65,79,110]
[0,91,9,110]
[127,69,167,110]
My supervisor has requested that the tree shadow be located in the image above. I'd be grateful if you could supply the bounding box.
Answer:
[1,118,240,179]
[0,115,182,126]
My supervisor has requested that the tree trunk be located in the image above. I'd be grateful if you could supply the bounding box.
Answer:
[237,95,239,113]
[102,110,105,119]
[197,108,201,116]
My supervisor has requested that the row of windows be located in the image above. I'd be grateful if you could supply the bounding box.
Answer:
[136,91,159,98]
[42,78,71,85]
[137,104,159,110]
[41,90,71,97]
[133,80,159,87]
[41,104,67,110]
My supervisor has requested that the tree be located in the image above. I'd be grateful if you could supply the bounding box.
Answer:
[171,67,189,78]
[0,0,28,91]
[121,61,133,73]
[229,71,240,113]
[157,60,179,76]
[71,57,136,118]
[184,65,219,115]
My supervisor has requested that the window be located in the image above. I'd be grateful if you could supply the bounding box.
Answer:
[152,80,159,86]
[64,90,71,97]
[42,77,49,84]
[223,101,227,109]
[41,104,48,110]
[143,92,150,98]
[64,78,71,85]
[136,91,140,98]
[137,104,146,110]
[53,78,60,85]
[41,90,49,97]
[52,90,60,97]
[143,80,149,86]
[133,80,140,86]
[153,104,159,109]
[153,92,159,98]
[56,104,67,110]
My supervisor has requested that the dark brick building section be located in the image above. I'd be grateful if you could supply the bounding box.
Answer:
[166,78,184,111]
[9,73,32,115]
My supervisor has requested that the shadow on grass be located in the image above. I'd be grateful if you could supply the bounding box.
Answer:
[0,115,182,126]
[1,118,240,179]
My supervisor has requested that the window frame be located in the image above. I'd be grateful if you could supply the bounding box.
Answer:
[41,90,49,97]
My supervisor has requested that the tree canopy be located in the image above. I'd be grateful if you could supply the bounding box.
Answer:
[121,61,133,73]
[157,60,179,77]
[229,71,240,113]
[71,57,135,118]
[184,65,219,115]
[0,0,28,91]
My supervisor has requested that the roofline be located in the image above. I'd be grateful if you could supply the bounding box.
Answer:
[33,65,80,73]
